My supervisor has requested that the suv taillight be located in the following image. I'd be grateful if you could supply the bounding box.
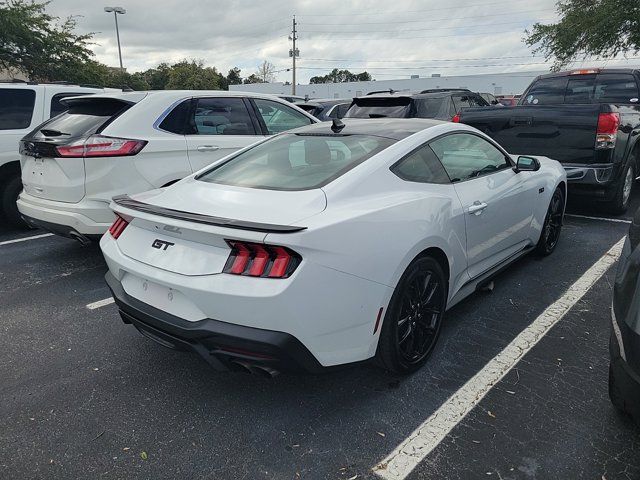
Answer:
[108,214,130,239]
[223,241,301,278]
[595,112,620,149]
[451,113,461,123]
[56,135,147,158]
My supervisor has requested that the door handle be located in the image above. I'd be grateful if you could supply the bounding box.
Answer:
[197,145,220,152]
[468,201,488,215]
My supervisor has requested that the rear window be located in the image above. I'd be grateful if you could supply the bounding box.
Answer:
[37,98,130,137]
[521,77,568,105]
[197,133,395,190]
[346,97,411,118]
[415,98,445,118]
[0,88,36,130]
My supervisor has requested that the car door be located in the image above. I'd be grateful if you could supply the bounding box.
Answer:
[250,98,315,135]
[430,132,536,280]
[184,97,262,171]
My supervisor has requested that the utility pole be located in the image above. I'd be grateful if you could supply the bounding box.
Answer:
[289,15,299,95]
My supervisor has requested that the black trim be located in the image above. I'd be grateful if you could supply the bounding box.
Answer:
[111,194,307,233]
[21,214,99,244]
[104,271,325,373]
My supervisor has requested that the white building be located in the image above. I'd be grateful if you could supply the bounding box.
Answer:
[231,70,548,99]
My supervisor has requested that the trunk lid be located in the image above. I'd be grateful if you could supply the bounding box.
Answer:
[20,96,138,203]
[113,179,326,276]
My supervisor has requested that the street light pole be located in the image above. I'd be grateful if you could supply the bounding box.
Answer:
[104,7,126,70]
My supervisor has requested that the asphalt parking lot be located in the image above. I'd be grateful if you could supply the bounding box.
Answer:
[1,195,640,480]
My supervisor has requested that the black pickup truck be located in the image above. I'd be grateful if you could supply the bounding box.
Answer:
[458,69,640,213]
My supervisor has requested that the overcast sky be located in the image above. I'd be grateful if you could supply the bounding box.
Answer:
[46,0,639,83]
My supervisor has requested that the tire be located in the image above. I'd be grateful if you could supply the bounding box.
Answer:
[376,256,447,374]
[535,186,564,256]
[609,364,629,415]
[1,174,27,228]
[607,162,634,215]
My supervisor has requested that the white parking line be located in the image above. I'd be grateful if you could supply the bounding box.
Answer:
[565,213,632,224]
[86,298,114,310]
[0,233,54,246]
[373,236,625,480]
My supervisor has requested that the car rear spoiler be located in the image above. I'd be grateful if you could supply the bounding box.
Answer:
[111,195,307,233]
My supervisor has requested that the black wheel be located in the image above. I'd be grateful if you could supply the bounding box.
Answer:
[607,162,634,215]
[535,186,564,256]
[376,256,447,374]
[1,174,27,228]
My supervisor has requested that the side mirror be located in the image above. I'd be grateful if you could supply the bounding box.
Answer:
[514,155,540,172]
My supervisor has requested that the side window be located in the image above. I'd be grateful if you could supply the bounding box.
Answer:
[190,97,255,136]
[521,77,568,105]
[253,99,313,135]
[595,74,640,103]
[50,93,89,117]
[159,99,191,134]
[0,88,36,130]
[391,145,450,184]
[429,133,510,182]
[335,103,350,118]
[451,95,471,112]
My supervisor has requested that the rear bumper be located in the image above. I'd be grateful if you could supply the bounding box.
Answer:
[105,271,325,373]
[17,192,114,236]
[563,163,622,201]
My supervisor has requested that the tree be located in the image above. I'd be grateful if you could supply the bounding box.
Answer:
[227,67,242,86]
[0,0,96,81]
[243,73,264,84]
[309,68,372,84]
[526,0,640,69]
[255,60,276,83]
[165,59,222,90]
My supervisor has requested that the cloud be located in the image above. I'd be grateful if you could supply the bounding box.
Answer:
[45,0,638,82]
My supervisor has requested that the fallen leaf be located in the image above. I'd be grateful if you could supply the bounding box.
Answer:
[487,411,496,418]
[123,447,130,451]
[377,432,386,437]
[140,451,148,460]
[348,475,358,480]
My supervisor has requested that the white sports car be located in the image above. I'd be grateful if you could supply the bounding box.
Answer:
[100,118,566,375]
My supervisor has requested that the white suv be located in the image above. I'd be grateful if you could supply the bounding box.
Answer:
[17,90,317,242]
[0,82,108,226]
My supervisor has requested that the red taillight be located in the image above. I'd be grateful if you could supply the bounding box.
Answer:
[595,112,620,149]
[451,113,461,123]
[56,135,147,158]
[224,241,301,279]
[108,214,130,239]
[597,112,620,135]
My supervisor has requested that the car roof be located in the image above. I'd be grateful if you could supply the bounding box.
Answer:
[285,118,447,140]
[536,68,640,80]
[361,91,462,100]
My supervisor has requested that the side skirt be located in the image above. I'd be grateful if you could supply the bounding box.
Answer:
[446,245,535,310]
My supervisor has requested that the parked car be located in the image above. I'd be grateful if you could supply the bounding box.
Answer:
[17,90,317,243]
[277,94,308,103]
[0,81,109,226]
[100,118,566,375]
[294,98,351,121]
[496,95,519,106]
[345,89,489,121]
[457,68,640,213]
[610,206,640,426]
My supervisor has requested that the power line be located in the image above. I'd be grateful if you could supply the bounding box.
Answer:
[302,18,555,34]
[304,55,548,63]
[296,0,557,17]
[300,8,556,26]
[297,28,535,40]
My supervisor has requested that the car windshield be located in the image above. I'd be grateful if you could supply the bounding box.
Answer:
[197,133,395,190]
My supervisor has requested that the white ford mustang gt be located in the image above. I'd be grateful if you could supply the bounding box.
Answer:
[100,118,566,375]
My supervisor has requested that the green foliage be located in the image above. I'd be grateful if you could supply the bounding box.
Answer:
[165,59,221,90]
[227,67,242,86]
[309,69,372,84]
[526,0,640,69]
[243,73,264,84]
[0,0,96,81]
